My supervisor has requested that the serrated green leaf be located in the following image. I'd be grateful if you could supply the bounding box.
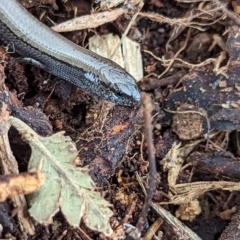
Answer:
[9,117,113,236]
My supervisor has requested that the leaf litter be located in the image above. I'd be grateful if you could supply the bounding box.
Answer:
[9,116,113,237]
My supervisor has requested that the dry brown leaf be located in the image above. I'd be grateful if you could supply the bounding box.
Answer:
[52,8,126,32]
[162,140,201,186]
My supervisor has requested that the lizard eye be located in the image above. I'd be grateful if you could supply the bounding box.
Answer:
[116,91,123,96]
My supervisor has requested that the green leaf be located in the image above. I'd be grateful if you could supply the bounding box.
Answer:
[9,117,113,237]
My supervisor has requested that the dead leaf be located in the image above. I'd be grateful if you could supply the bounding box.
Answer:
[9,116,113,237]
[89,34,143,82]
[162,140,201,186]
[52,8,125,32]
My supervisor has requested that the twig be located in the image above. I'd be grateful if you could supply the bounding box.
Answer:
[110,1,144,59]
[77,227,93,240]
[136,173,202,240]
[158,28,191,79]
[143,218,163,240]
[138,6,222,27]
[127,92,156,239]
[143,48,221,73]
[213,0,240,25]
[42,82,57,111]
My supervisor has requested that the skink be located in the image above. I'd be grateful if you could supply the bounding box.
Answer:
[0,0,141,106]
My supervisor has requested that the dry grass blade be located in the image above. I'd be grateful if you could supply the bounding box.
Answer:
[167,181,240,205]
[136,173,202,240]
[143,218,163,240]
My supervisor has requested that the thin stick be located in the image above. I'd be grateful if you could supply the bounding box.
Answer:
[110,1,144,60]
[128,92,156,239]
[213,0,240,25]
